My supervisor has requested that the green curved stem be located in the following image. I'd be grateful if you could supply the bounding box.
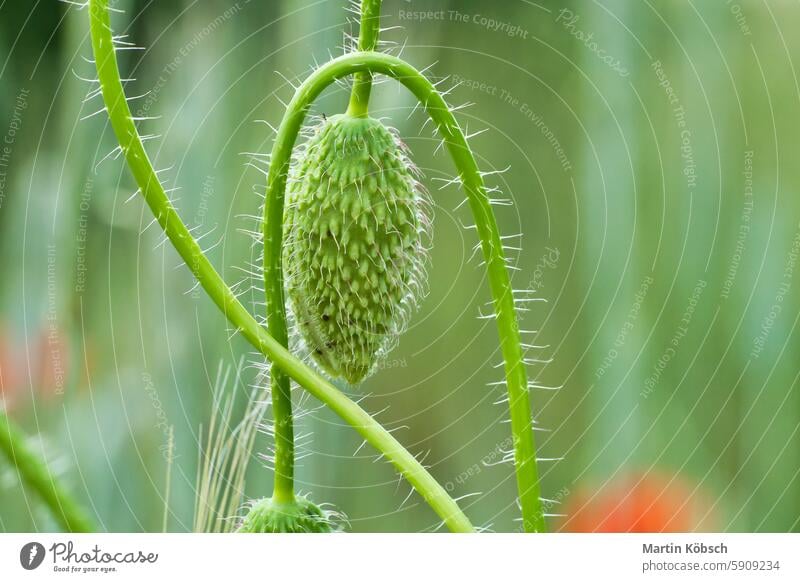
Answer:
[264,52,545,532]
[0,410,95,532]
[346,0,382,117]
[88,0,473,533]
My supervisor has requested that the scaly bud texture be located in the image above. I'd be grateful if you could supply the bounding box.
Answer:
[284,114,429,384]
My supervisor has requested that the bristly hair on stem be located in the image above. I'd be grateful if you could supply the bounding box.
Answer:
[346,0,382,117]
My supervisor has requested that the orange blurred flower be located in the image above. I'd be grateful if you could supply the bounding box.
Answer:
[560,471,717,532]
[0,326,22,410]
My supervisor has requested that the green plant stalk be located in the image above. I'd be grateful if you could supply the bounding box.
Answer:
[0,410,94,532]
[88,0,473,533]
[264,52,545,532]
[263,176,293,503]
[264,206,293,511]
[268,354,294,504]
[346,0,382,117]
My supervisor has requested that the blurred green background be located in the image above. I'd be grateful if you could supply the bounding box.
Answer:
[0,0,798,532]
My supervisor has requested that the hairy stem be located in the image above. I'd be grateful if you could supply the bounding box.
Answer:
[265,52,545,532]
[346,0,382,117]
[0,410,94,532]
[88,0,473,533]
[264,211,293,506]
[269,364,294,503]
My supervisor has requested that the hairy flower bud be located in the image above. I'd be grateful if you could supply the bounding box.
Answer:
[239,497,335,533]
[284,114,429,384]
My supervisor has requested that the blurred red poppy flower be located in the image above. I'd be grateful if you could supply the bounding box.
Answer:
[0,326,22,410]
[560,471,717,532]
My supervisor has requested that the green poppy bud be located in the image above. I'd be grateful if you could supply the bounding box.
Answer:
[284,114,429,384]
[239,496,335,533]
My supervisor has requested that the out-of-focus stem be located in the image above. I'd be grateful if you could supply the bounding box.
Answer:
[0,410,94,532]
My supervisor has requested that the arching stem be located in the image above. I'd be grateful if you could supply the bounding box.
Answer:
[0,410,95,532]
[346,0,383,117]
[88,0,473,533]
[265,53,545,532]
